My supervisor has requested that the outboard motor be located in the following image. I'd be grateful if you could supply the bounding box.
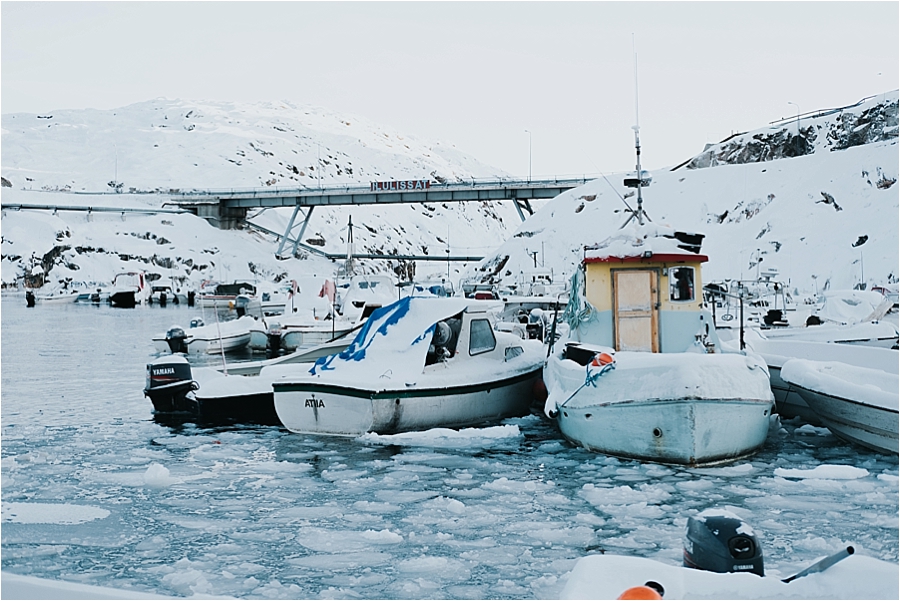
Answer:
[25,290,35,307]
[159,291,168,307]
[165,326,189,354]
[187,290,196,307]
[266,324,283,357]
[684,510,764,576]
[90,289,102,303]
[143,354,197,414]
[234,294,250,317]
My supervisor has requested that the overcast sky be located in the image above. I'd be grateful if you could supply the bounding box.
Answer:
[3,2,898,176]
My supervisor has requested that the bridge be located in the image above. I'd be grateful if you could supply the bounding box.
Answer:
[166,177,593,259]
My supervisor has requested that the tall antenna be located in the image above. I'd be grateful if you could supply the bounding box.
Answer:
[621,35,651,228]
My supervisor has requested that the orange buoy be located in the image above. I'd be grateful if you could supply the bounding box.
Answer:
[590,352,615,367]
[616,585,662,600]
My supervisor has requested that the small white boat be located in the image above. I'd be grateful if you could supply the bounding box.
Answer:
[152,315,256,355]
[144,337,354,423]
[148,283,187,306]
[272,296,545,436]
[744,335,899,424]
[197,281,261,316]
[544,223,774,467]
[272,275,398,352]
[780,358,899,454]
[109,271,151,308]
[35,288,80,304]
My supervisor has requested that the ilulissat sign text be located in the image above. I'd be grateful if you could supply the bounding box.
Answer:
[370,180,431,191]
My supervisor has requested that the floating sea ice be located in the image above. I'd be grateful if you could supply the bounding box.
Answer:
[359,424,522,448]
[774,465,870,480]
[142,463,178,487]
[794,424,832,436]
[1,501,109,525]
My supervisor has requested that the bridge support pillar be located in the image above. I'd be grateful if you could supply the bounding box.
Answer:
[513,198,534,222]
[276,205,315,259]
[196,204,248,229]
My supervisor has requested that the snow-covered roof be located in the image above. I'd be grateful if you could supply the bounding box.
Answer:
[583,222,707,264]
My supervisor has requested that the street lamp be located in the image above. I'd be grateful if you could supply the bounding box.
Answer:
[787,101,800,135]
[524,130,532,182]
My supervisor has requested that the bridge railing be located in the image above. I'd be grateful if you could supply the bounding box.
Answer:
[171,174,602,198]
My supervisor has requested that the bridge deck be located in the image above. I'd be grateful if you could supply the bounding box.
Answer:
[168,177,591,209]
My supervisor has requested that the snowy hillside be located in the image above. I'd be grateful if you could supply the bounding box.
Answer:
[2,93,897,295]
[463,92,899,295]
[1,99,520,289]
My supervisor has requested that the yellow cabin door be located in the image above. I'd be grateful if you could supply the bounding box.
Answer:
[613,270,659,352]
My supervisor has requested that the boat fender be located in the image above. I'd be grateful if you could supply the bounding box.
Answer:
[586,351,616,386]
[617,583,663,600]
[532,378,548,403]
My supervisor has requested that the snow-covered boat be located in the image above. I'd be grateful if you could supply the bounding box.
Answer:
[148,282,187,306]
[152,315,256,355]
[197,280,261,316]
[544,224,774,466]
[34,288,80,304]
[269,275,398,353]
[272,296,545,436]
[780,358,899,454]
[108,271,151,308]
[143,337,354,424]
[744,334,899,424]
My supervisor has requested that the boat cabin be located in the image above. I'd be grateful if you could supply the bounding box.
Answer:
[578,230,714,353]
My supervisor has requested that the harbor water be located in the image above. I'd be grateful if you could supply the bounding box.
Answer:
[1,296,897,598]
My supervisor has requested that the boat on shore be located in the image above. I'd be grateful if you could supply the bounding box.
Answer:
[543,223,774,467]
[272,296,545,436]
[780,358,899,454]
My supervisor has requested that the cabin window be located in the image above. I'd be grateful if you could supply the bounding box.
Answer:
[469,319,496,355]
[669,267,695,302]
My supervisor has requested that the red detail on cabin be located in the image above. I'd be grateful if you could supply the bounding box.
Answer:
[583,253,708,264]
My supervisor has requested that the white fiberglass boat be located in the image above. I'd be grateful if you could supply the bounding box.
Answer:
[152,315,256,355]
[544,224,774,467]
[108,271,151,308]
[744,335,899,424]
[780,358,899,454]
[272,296,545,436]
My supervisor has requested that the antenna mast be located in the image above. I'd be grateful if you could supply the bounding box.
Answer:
[633,42,644,225]
[620,37,651,229]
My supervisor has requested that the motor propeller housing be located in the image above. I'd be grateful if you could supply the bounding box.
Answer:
[684,509,764,576]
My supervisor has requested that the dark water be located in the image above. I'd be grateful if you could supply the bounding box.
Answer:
[1,295,897,598]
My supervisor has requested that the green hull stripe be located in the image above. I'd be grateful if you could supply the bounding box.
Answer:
[272,368,541,399]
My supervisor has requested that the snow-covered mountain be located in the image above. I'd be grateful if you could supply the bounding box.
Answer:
[462,92,899,295]
[2,93,897,296]
[1,99,521,289]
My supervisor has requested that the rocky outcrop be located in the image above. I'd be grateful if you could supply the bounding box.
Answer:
[682,93,898,170]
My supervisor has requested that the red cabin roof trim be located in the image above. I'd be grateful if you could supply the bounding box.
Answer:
[583,253,709,265]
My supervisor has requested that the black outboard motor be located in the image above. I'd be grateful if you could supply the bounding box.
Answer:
[187,290,196,307]
[90,289,102,303]
[25,290,35,307]
[143,355,198,414]
[159,291,167,307]
[165,326,189,354]
[266,325,283,357]
[684,510,764,576]
[234,294,250,317]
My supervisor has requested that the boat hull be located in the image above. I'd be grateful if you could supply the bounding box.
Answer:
[767,364,823,425]
[556,397,773,466]
[791,386,899,454]
[273,370,540,436]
